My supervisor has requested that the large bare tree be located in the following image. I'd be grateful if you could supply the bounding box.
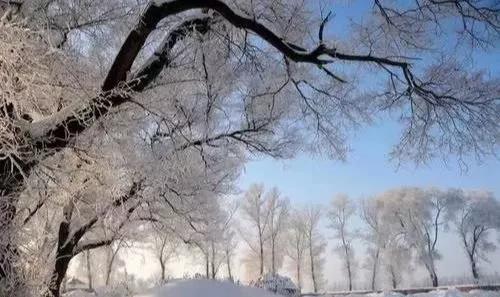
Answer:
[0,0,499,295]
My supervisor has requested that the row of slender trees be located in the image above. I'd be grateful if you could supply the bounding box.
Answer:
[57,185,500,294]
[238,185,500,292]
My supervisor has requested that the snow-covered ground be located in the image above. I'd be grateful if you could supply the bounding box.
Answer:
[64,280,500,297]
[136,279,281,297]
[64,279,282,297]
[311,288,500,297]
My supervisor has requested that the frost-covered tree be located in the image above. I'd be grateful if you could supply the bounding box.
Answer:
[185,196,238,280]
[265,188,289,275]
[209,201,238,280]
[240,184,270,277]
[377,187,460,287]
[106,239,127,286]
[240,185,288,278]
[151,230,180,282]
[223,226,238,282]
[303,205,326,293]
[328,194,357,291]
[1,0,499,295]
[361,193,417,289]
[382,242,413,289]
[360,198,385,291]
[454,190,500,282]
[285,209,307,292]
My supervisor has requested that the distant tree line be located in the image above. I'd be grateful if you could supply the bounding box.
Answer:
[238,185,500,292]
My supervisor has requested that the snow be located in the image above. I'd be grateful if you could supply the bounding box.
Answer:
[63,281,500,297]
[135,279,281,297]
[336,289,500,297]
[468,290,500,297]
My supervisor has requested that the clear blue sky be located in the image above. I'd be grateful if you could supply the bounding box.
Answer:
[239,0,500,203]
[239,121,500,203]
[237,1,500,288]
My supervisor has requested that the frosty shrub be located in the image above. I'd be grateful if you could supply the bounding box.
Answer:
[252,273,299,297]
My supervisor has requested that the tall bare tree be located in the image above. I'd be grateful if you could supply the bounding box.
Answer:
[286,209,307,292]
[152,231,180,282]
[454,190,500,282]
[303,205,326,293]
[266,187,289,275]
[240,184,270,277]
[328,194,356,291]
[360,198,390,291]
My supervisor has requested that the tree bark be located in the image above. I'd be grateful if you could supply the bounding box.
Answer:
[370,248,380,291]
[105,244,121,286]
[428,266,439,287]
[431,272,438,287]
[469,254,479,282]
[226,251,233,281]
[85,250,93,290]
[42,218,74,297]
[205,252,210,279]
[160,257,166,281]
[309,237,317,293]
[424,256,439,287]
[390,265,397,289]
[296,260,302,292]
[258,231,264,276]
[210,241,216,279]
[347,258,353,291]
[42,183,140,297]
[342,240,353,291]
[271,237,276,275]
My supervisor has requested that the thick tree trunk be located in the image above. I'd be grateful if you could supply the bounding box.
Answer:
[42,220,74,297]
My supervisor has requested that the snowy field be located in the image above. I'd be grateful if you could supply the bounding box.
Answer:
[325,289,500,297]
[63,280,500,297]
[135,279,280,297]
[64,279,280,297]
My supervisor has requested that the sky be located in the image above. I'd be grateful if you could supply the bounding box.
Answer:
[236,0,500,289]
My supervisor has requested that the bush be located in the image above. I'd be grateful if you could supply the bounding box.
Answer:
[252,273,299,296]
